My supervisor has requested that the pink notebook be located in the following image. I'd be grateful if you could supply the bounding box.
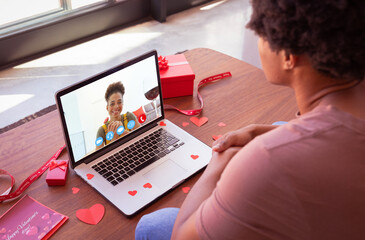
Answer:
[0,195,68,240]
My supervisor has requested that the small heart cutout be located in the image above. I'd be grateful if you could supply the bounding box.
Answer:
[212,135,222,141]
[143,183,152,189]
[218,122,226,127]
[159,121,166,126]
[76,204,105,225]
[128,190,137,196]
[72,187,80,194]
[182,187,190,193]
[190,117,208,127]
[86,174,94,180]
[191,155,199,160]
[182,122,189,127]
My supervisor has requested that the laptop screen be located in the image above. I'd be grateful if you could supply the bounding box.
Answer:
[58,52,162,163]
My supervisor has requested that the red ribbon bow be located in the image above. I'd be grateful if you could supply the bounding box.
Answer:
[158,56,169,70]
[49,160,67,171]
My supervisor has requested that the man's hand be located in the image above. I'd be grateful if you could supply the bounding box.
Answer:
[212,124,278,152]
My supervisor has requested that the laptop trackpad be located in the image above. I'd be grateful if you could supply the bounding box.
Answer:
[143,160,187,188]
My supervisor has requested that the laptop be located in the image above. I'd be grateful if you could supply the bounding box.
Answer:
[55,50,211,216]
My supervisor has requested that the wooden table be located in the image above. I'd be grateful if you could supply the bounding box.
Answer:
[0,48,297,239]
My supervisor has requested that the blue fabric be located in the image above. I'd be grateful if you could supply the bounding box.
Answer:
[135,208,180,240]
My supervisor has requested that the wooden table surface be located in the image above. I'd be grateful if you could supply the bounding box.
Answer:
[0,48,297,239]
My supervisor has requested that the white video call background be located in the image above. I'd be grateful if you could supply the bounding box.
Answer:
[61,56,159,161]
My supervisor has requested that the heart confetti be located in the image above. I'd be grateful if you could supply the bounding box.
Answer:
[182,187,190,194]
[76,204,105,225]
[212,135,222,141]
[218,122,226,127]
[182,122,189,127]
[86,174,94,180]
[190,155,199,160]
[128,190,137,196]
[143,183,152,189]
[72,187,80,194]
[190,117,208,127]
[159,121,166,126]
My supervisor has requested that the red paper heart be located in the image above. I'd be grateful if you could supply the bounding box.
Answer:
[128,190,137,196]
[25,226,38,236]
[190,117,208,127]
[218,122,226,127]
[159,121,166,126]
[76,204,105,225]
[86,174,94,180]
[212,135,222,141]
[182,187,190,193]
[191,155,199,160]
[143,183,152,189]
[72,187,80,194]
[182,122,189,127]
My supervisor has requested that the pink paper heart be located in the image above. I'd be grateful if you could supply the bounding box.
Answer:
[182,187,190,193]
[86,174,94,180]
[143,183,152,189]
[72,187,80,194]
[182,122,189,127]
[26,226,38,236]
[41,213,50,220]
[190,117,208,127]
[212,135,222,141]
[190,155,199,160]
[76,204,105,225]
[128,190,137,196]
[218,122,226,127]
[0,228,6,234]
[159,121,166,126]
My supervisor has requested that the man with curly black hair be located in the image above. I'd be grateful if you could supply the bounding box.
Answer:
[135,1,365,239]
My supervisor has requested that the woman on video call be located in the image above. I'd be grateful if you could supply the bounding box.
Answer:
[135,0,365,239]
[95,81,140,150]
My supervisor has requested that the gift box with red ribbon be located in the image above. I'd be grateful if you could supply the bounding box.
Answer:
[159,54,195,98]
[46,159,69,186]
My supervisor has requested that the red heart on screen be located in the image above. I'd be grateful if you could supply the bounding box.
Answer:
[128,190,137,196]
[72,187,80,194]
[143,183,152,189]
[190,155,199,160]
[212,135,222,141]
[86,174,94,180]
[76,204,105,225]
[182,122,189,127]
[159,121,167,126]
[190,117,208,127]
[182,187,190,193]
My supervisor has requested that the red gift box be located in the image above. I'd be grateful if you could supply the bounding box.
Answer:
[46,160,69,186]
[159,54,195,98]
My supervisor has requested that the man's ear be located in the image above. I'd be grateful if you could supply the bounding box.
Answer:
[283,52,298,70]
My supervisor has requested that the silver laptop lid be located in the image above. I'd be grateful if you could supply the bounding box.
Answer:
[55,50,164,168]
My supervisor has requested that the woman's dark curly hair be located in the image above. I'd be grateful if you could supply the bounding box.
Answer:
[105,82,125,102]
[247,0,365,81]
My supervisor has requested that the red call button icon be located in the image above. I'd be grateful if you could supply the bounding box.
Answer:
[138,114,146,124]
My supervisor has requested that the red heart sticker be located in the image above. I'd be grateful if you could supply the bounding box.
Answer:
[212,135,222,141]
[182,187,190,193]
[143,183,152,189]
[190,117,208,127]
[76,204,105,225]
[72,187,80,194]
[191,155,199,160]
[128,190,137,196]
[159,121,166,126]
[86,174,94,180]
[182,122,189,127]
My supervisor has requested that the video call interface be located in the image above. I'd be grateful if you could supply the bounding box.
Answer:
[60,55,162,162]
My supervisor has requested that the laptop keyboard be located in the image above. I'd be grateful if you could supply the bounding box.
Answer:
[91,128,185,186]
